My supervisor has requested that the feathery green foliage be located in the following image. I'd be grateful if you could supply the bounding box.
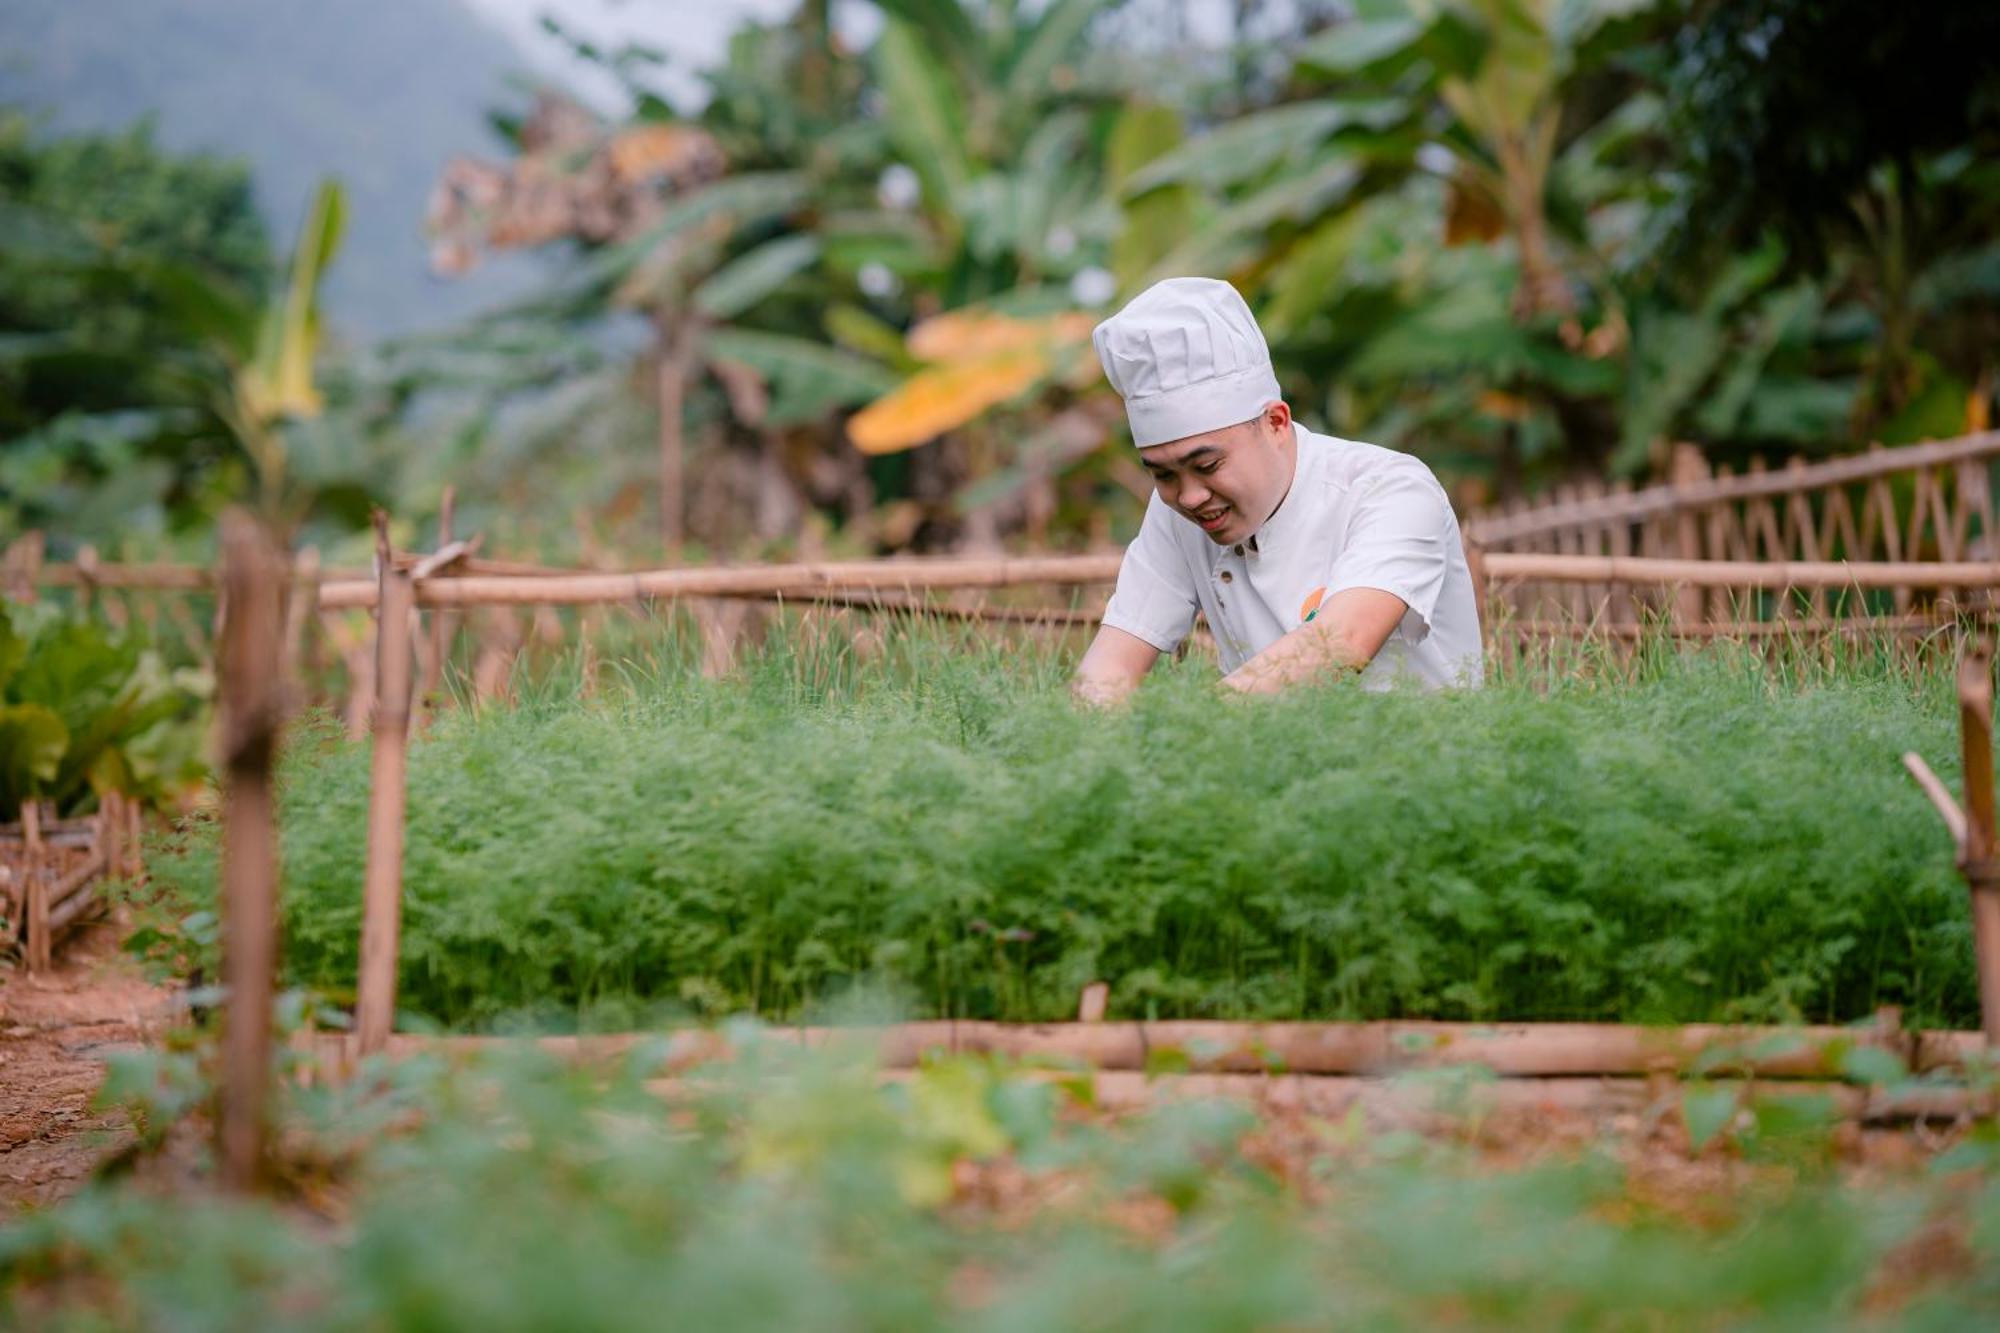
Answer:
[6,1042,1999,1327]
[144,623,1979,1030]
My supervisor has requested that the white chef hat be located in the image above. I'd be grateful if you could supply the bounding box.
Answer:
[1091,277,1283,447]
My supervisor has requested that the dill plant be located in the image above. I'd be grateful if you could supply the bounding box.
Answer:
[145,616,1981,1030]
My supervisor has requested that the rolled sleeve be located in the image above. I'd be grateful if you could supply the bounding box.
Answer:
[1326,468,1455,638]
[1100,495,1199,653]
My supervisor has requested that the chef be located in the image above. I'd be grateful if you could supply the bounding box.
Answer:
[1073,276,1483,703]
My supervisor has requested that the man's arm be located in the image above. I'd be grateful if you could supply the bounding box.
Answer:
[1072,624,1164,706]
[1217,587,1407,695]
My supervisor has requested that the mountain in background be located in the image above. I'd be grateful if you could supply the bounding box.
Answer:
[0,0,567,342]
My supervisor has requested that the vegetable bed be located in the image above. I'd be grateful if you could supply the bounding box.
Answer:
[148,637,1980,1030]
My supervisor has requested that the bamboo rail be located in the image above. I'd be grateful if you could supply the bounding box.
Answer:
[1468,431,2000,545]
[311,1017,1984,1082]
[1483,555,2000,589]
[297,555,2000,612]
[317,553,1129,610]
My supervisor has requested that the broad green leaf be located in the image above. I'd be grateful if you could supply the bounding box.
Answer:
[1694,283,1822,438]
[1123,100,1405,196]
[0,702,67,810]
[1615,309,1727,471]
[1004,0,1111,124]
[691,235,820,320]
[1146,156,1363,283]
[824,305,915,367]
[1109,102,1193,290]
[1681,1083,1739,1152]
[1837,1045,1906,1087]
[1263,211,1365,338]
[592,172,810,292]
[871,0,983,76]
[701,328,896,427]
[0,606,23,691]
[249,178,345,423]
[877,19,972,211]
[1295,15,1428,74]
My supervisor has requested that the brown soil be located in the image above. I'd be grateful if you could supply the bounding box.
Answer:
[0,915,179,1219]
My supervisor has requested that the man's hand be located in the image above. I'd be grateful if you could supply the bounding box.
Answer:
[1071,624,1163,707]
[1218,587,1408,695]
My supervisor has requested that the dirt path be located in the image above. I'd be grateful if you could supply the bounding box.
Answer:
[0,918,179,1218]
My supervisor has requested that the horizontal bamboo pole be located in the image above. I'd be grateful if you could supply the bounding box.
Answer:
[1469,431,2000,544]
[641,1070,1983,1127]
[46,849,107,909]
[1500,613,1988,641]
[311,1019,1986,1082]
[751,590,1107,626]
[46,877,104,935]
[318,553,1127,610]
[305,554,2000,612]
[1486,554,2000,588]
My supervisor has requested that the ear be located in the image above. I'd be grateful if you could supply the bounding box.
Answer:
[1264,400,1293,434]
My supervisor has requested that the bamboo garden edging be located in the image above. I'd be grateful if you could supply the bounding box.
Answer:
[315,1018,1986,1080]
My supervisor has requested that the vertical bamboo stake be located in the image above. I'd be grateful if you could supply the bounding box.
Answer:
[100,791,122,887]
[22,801,47,973]
[75,544,98,617]
[282,547,319,705]
[216,510,287,1191]
[356,513,416,1057]
[4,530,44,603]
[1957,638,2000,1047]
[125,796,142,882]
[1669,445,1707,626]
[422,488,454,712]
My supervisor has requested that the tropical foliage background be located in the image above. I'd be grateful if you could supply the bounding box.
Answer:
[5,0,1998,566]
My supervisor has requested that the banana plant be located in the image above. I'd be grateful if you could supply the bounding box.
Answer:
[156,179,349,528]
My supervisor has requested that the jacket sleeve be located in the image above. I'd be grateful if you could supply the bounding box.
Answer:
[1325,466,1457,640]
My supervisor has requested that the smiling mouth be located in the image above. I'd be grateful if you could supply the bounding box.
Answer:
[1192,505,1230,532]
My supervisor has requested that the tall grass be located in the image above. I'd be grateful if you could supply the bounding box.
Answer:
[148,612,1983,1030]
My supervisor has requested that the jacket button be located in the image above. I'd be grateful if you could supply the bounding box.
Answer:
[1219,571,1233,584]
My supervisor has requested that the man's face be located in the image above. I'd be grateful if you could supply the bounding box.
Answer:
[1138,402,1296,547]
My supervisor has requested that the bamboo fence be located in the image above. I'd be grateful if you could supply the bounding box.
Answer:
[45,513,1968,1147]
[0,797,135,973]
[1466,432,2000,623]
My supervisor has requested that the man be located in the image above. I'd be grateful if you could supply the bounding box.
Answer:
[1073,276,1483,703]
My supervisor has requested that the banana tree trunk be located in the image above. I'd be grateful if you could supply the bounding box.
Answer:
[655,313,697,558]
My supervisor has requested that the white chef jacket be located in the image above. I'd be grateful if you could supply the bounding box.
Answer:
[1100,423,1484,690]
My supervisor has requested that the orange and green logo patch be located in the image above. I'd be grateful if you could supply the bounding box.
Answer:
[1300,586,1327,623]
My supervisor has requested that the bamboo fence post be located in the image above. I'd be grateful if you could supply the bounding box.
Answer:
[1669,445,1707,625]
[75,544,98,617]
[1957,638,2000,1046]
[124,795,142,881]
[99,792,121,888]
[422,488,455,712]
[282,547,319,706]
[356,513,417,1057]
[4,530,44,604]
[21,801,47,973]
[216,511,287,1191]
